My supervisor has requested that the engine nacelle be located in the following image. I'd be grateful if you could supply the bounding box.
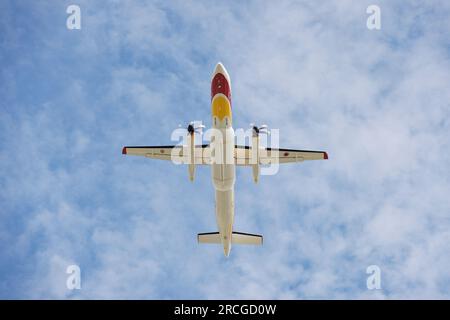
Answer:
[187,128,196,182]
[250,124,270,183]
[250,124,269,183]
[251,135,260,183]
[184,121,205,181]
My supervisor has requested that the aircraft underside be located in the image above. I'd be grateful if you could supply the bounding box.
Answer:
[122,62,328,256]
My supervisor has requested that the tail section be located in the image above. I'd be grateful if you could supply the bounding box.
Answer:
[197,231,263,245]
[197,232,221,244]
[232,232,263,245]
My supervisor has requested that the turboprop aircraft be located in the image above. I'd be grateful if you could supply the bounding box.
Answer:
[122,62,328,257]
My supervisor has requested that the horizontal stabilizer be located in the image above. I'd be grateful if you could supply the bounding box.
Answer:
[198,232,221,244]
[232,232,263,245]
[198,231,263,245]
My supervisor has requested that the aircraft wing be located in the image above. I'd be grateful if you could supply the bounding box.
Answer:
[234,145,328,165]
[122,144,211,165]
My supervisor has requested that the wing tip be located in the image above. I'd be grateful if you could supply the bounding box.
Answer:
[324,152,328,160]
[122,147,127,155]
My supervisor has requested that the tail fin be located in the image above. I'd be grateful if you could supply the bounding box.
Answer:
[197,231,263,245]
[232,232,263,245]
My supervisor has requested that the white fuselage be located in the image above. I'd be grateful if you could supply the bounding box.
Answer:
[211,127,235,257]
[210,63,235,256]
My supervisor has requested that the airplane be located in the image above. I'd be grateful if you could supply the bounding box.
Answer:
[122,62,328,257]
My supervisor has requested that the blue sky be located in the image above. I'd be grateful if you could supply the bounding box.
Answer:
[1,0,450,299]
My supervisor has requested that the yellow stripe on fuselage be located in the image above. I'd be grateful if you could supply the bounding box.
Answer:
[211,94,232,121]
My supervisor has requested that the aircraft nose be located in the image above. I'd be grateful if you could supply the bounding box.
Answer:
[213,62,230,83]
[211,62,232,101]
[214,62,226,75]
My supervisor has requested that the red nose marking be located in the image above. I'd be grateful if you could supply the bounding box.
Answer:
[211,73,231,103]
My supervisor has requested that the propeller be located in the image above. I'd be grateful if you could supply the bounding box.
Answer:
[179,121,205,135]
[250,123,270,137]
